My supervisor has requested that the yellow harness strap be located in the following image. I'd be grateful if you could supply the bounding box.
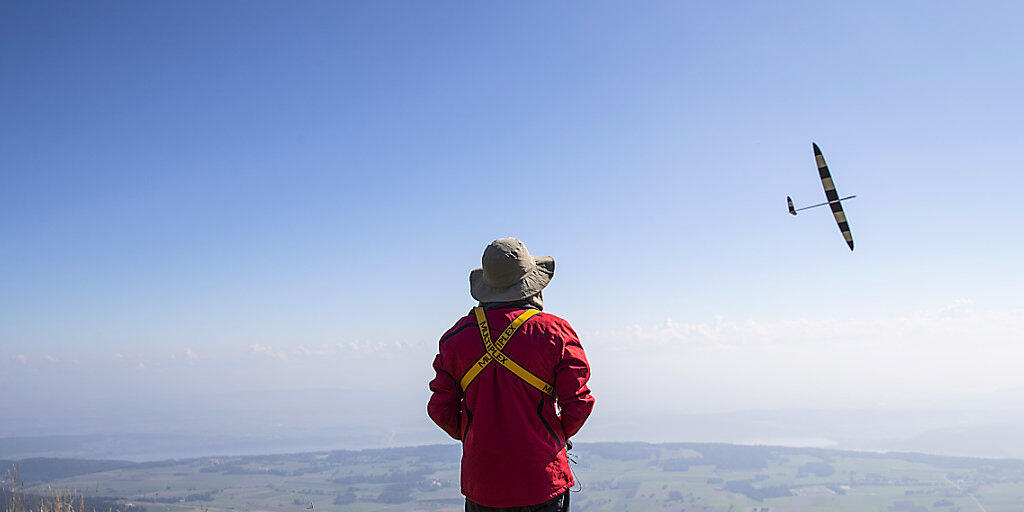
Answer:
[459,307,555,397]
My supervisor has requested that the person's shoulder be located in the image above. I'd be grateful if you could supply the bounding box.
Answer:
[438,311,476,346]
[529,311,578,338]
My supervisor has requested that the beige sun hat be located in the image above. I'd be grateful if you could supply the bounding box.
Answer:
[469,238,555,303]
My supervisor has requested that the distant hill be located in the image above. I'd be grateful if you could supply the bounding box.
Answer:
[0,488,141,512]
[0,457,135,482]
[5,442,1024,511]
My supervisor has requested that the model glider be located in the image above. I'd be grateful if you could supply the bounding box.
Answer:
[787,143,856,250]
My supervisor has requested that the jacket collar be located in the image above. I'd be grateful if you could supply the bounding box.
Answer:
[477,300,540,311]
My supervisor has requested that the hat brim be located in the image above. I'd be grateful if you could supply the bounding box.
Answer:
[469,256,554,303]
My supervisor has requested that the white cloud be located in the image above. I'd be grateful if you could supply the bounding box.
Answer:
[339,340,388,354]
[293,344,332,356]
[587,299,1024,352]
[250,344,289,361]
[581,300,1024,412]
[246,341,407,361]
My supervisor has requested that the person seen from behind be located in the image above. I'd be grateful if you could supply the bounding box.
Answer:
[428,238,595,512]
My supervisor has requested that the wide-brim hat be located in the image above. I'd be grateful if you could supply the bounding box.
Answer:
[470,238,554,303]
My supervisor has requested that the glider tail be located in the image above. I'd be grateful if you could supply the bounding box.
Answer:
[787,196,797,215]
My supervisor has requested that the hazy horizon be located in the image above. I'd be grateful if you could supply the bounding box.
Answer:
[3,2,1024,467]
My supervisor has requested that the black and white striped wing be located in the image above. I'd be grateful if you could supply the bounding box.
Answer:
[813,143,854,250]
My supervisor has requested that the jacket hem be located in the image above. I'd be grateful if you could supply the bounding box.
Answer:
[463,484,571,509]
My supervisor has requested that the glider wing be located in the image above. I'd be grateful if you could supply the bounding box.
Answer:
[813,143,854,250]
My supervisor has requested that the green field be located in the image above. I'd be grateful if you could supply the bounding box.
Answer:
[7,443,1024,512]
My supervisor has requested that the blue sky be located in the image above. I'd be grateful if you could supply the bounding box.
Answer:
[3,2,1024,438]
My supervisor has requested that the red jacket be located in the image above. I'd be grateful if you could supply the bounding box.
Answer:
[427,305,595,507]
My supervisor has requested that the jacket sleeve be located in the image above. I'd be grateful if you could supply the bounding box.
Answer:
[553,322,595,439]
[427,346,463,440]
